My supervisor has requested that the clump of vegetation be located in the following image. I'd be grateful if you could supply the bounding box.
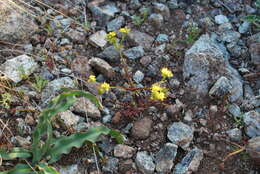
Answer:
[132,8,150,26]
[31,75,48,92]
[243,0,260,29]
[0,92,12,109]
[0,90,123,174]
[185,24,201,45]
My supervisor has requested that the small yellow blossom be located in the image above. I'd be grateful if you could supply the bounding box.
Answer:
[161,67,173,79]
[119,27,131,34]
[150,83,167,101]
[88,75,96,82]
[98,82,110,94]
[106,32,116,40]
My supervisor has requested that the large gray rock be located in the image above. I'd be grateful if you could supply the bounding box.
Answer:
[135,151,155,174]
[167,122,194,149]
[243,110,260,138]
[155,143,178,173]
[0,6,38,41]
[41,77,76,104]
[183,34,243,102]
[172,148,203,174]
[0,55,38,83]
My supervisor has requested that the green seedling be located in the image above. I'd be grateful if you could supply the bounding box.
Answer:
[32,75,48,92]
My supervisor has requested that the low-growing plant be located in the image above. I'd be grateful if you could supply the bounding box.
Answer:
[0,90,123,174]
[31,75,48,92]
[0,92,12,109]
[132,8,150,26]
[185,24,201,45]
[243,0,260,29]
[18,66,31,80]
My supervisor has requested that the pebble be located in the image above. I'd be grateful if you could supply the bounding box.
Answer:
[228,104,242,118]
[131,117,153,139]
[239,21,250,34]
[214,15,229,24]
[66,28,85,44]
[226,128,242,141]
[114,144,136,158]
[133,70,144,83]
[140,56,152,66]
[107,16,125,32]
[135,151,155,174]
[89,30,107,48]
[148,13,164,28]
[152,2,170,18]
[59,110,80,127]
[127,30,154,50]
[243,110,260,137]
[209,76,232,98]
[167,122,194,149]
[123,46,145,59]
[155,34,169,43]
[221,30,241,43]
[102,157,119,173]
[89,57,115,79]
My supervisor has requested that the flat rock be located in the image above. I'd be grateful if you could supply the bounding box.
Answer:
[135,151,155,174]
[155,143,178,173]
[123,46,145,59]
[97,46,120,62]
[167,122,194,149]
[72,97,101,119]
[131,117,153,139]
[0,6,38,41]
[243,110,260,138]
[183,34,243,102]
[172,148,204,174]
[89,57,115,79]
[127,30,154,50]
[214,15,229,24]
[0,55,38,83]
[89,30,107,48]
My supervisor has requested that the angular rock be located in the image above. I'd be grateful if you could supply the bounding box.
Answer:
[0,6,38,41]
[153,2,170,18]
[155,143,178,173]
[148,13,164,28]
[59,110,80,127]
[135,151,155,174]
[172,148,204,174]
[41,77,76,104]
[123,46,145,59]
[102,157,119,173]
[66,28,85,43]
[183,34,243,102]
[0,55,38,83]
[239,21,250,34]
[156,34,169,43]
[243,110,260,138]
[133,70,144,83]
[221,31,241,43]
[247,32,260,66]
[131,117,153,139]
[226,128,242,141]
[214,15,229,24]
[97,46,120,62]
[127,30,154,50]
[89,30,107,48]
[107,16,125,32]
[246,136,260,165]
[88,1,119,27]
[72,97,101,119]
[167,122,194,149]
[114,144,136,158]
[228,104,242,118]
[89,57,115,79]
[209,76,232,98]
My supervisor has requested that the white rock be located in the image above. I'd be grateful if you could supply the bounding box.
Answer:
[89,30,107,48]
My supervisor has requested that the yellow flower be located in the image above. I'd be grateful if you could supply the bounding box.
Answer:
[161,67,173,78]
[106,32,116,40]
[150,83,167,101]
[98,82,110,94]
[88,75,96,82]
[119,27,131,34]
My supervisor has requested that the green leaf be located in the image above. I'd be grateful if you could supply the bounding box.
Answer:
[32,90,101,164]
[0,164,34,174]
[0,148,32,160]
[46,126,124,163]
[37,163,60,174]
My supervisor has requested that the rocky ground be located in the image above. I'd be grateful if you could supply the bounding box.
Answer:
[0,0,260,174]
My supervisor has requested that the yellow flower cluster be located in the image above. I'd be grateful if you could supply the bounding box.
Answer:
[88,75,96,82]
[161,67,173,79]
[98,82,111,94]
[150,83,167,101]
[119,27,131,34]
[106,27,131,46]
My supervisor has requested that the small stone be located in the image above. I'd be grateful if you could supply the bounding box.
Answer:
[228,104,242,118]
[73,97,101,119]
[89,30,107,48]
[107,16,125,32]
[168,0,178,9]
[155,34,169,43]
[210,105,218,113]
[97,46,120,62]
[246,136,260,164]
[153,2,170,18]
[114,144,136,158]
[131,117,153,139]
[140,56,152,66]
[214,15,229,24]
[148,13,164,28]
[102,115,112,123]
[129,0,141,10]
[221,31,241,43]
[102,157,119,173]
[59,110,80,127]
[209,76,232,98]
[135,151,155,174]
[184,110,193,122]
[58,164,81,174]
[133,70,144,83]
[127,30,154,50]
[89,57,115,79]
[167,122,194,149]
[0,55,38,83]
[218,22,233,32]
[173,148,204,174]
[119,159,134,173]
[71,56,92,79]
[169,78,180,88]
[123,46,145,59]
[60,38,70,45]
[226,128,242,141]
[239,21,250,34]
[66,28,85,44]
[155,143,178,173]
[15,136,31,148]
[243,110,260,138]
